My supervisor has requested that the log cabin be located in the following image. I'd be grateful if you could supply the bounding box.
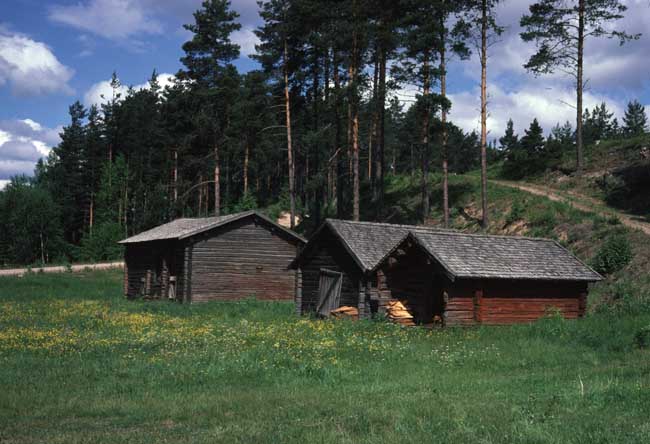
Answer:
[119,211,306,303]
[292,219,602,326]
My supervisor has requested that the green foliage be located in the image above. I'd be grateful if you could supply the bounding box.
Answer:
[505,199,525,225]
[591,234,633,275]
[0,177,65,265]
[623,99,648,136]
[502,118,549,178]
[78,222,125,262]
[634,325,650,349]
[230,192,259,213]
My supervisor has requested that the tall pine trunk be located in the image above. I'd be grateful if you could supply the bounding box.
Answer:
[479,0,489,229]
[243,141,249,196]
[351,25,360,222]
[376,45,386,216]
[576,0,585,173]
[421,49,431,221]
[284,39,296,229]
[334,54,344,218]
[172,149,178,204]
[214,142,220,217]
[440,25,450,228]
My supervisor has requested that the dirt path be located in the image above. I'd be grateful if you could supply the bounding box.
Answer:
[0,262,124,277]
[490,179,650,236]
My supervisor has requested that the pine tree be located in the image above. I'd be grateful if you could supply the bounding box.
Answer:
[622,100,648,136]
[521,0,640,173]
[178,0,241,217]
[460,0,503,229]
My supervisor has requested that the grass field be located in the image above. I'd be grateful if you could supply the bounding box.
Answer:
[1,270,649,443]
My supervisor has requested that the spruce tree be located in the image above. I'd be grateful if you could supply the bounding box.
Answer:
[622,100,648,136]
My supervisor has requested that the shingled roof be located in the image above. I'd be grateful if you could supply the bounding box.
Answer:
[407,231,602,282]
[298,219,601,282]
[119,211,306,244]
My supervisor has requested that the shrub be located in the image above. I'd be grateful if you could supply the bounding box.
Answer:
[634,326,650,349]
[78,222,125,262]
[590,234,633,275]
[505,200,525,226]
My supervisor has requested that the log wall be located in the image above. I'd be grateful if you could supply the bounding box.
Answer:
[189,218,299,302]
[478,280,588,324]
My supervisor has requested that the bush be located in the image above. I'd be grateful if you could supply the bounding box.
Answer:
[634,326,650,349]
[505,200,525,226]
[590,234,633,275]
[78,222,125,262]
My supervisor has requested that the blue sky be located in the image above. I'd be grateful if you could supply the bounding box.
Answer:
[1,0,649,188]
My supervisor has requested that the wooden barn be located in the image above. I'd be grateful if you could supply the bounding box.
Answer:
[119,211,306,303]
[292,219,602,326]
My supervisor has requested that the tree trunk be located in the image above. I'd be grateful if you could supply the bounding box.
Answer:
[421,49,431,221]
[172,149,178,203]
[576,0,585,173]
[214,142,220,217]
[480,0,489,229]
[89,192,94,235]
[369,46,379,191]
[440,24,450,228]
[243,141,249,196]
[377,44,386,216]
[334,53,343,218]
[198,173,203,215]
[351,30,360,222]
[284,38,296,229]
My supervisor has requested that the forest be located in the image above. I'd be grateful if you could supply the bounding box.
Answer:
[0,0,646,266]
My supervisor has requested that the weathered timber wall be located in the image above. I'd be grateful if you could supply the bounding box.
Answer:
[189,217,299,302]
[299,229,363,314]
[478,280,588,324]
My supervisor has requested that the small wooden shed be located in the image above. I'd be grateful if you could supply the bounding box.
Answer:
[119,211,306,303]
[292,219,602,325]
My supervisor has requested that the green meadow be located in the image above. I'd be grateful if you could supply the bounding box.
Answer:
[0,270,649,443]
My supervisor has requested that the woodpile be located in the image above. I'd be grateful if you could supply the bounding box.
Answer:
[330,306,359,320]
[386,300,415,326]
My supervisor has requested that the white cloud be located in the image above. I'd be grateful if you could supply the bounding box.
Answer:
[0,180,9,191]
[0,29,74,96]
[83,72,176,107]
[448,81,627,139]
[232,27,260,58]
[49,0,163,41]
[0,119,61,180]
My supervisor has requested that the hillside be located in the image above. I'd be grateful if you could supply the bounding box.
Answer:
[531,134,650,223]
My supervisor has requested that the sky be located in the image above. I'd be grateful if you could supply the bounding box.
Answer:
[1,0,649,190]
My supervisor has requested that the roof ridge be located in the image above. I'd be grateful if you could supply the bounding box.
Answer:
[410,229,558,243]
[325,218,558,243]
[325,218,457,232]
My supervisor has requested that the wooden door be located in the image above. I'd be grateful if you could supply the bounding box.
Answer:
[316,269,343,317]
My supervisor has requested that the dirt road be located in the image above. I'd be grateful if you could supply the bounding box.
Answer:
[491,180,650,236]
[0,262,124,277]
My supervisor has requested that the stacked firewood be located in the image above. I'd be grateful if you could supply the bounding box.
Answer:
[330,306,359,320]
[386,300,415,326]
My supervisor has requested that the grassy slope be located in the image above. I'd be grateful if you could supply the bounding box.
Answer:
[532,134,650,222]
[0,270,649,443]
